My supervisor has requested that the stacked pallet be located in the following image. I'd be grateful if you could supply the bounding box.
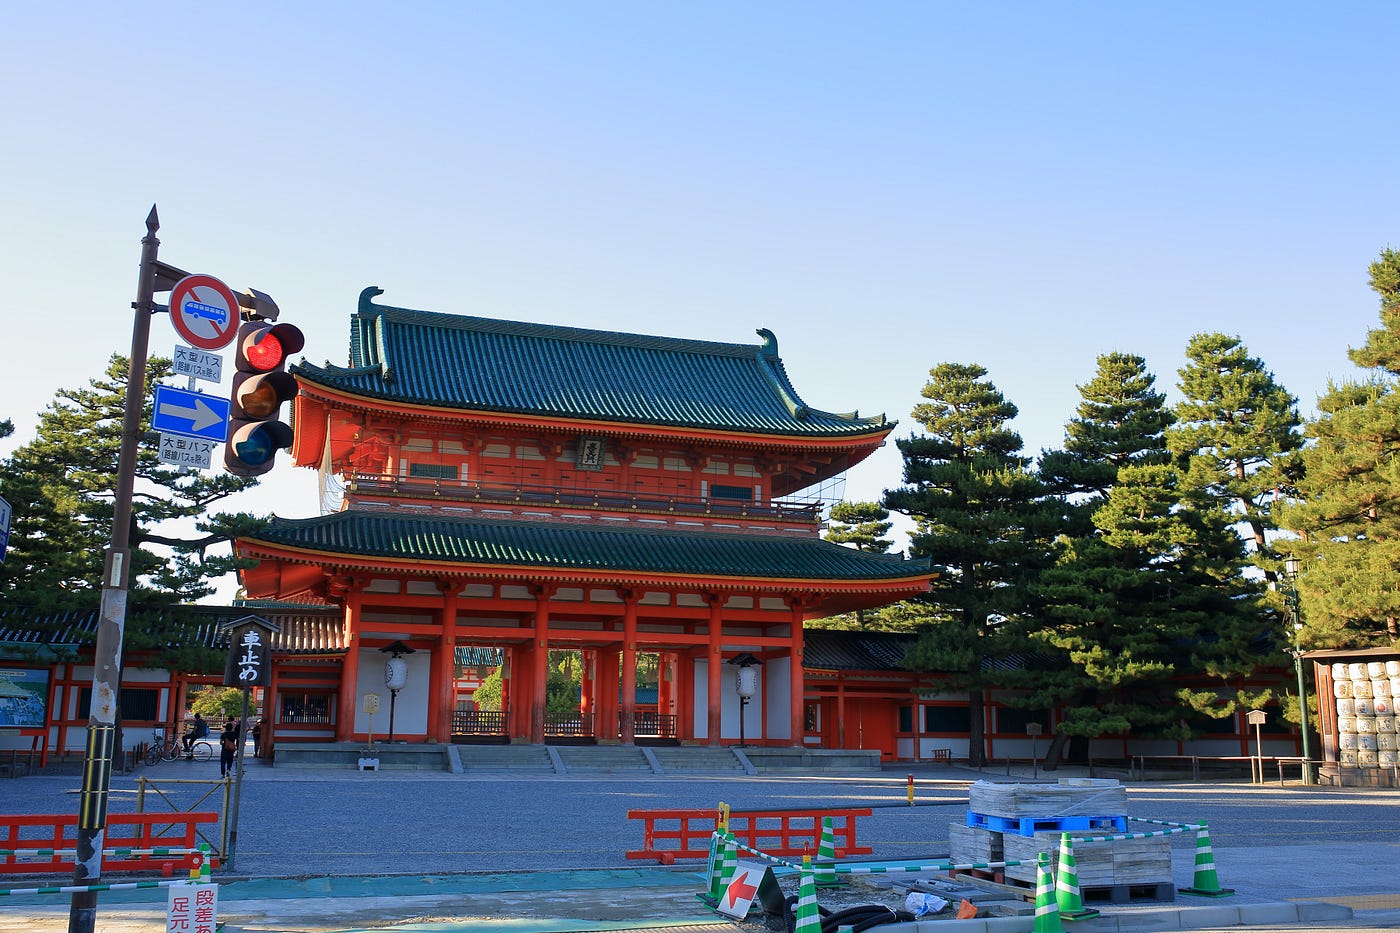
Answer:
[949,779,1172,898]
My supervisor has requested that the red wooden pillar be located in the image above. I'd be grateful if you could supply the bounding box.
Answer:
[529,585,554,744]
[620,591,638,744]
[706,594,723,747]
[335,583,364,742]
[581,650,597,737]
[428,581,462,743]
[788,598,806,748]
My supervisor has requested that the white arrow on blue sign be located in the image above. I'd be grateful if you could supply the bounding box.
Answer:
[152,384,230,442]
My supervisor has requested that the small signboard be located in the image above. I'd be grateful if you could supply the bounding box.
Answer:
[173,344,223,384]
[167,881,217,933]
[169,275,240,351]
[158,434,216,470]
[152,385,230,443]
[222,615,279,688]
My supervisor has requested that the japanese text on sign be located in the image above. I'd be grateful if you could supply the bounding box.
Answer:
[159,434,215,470]
[167,882,218,933]
[172,344,224,383]
[238,629,263,681]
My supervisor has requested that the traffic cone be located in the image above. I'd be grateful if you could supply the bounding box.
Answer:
[817,815,836,861]
[1032,851,1063,933]
[1053,833,1099,921]
[793,856,821,933]
[718,831,738,895]
[1180,821,1235,897]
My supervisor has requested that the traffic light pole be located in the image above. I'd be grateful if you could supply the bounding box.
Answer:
[68,207,161,933]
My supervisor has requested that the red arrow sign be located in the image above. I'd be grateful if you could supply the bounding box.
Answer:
[717,864,764,919]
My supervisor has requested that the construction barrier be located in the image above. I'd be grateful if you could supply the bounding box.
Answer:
[0,843,212,898]
[627,805,871,863]
[0,812,217,875]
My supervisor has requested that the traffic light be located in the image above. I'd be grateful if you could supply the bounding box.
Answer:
[225,320,305,476]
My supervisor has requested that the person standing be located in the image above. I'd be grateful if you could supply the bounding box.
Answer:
[218,722,238,778]
[251,718,264,758]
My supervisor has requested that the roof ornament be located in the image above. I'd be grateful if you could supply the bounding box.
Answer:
[756,328,780,360]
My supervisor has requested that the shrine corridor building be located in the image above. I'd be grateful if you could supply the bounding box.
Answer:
[235,288,934,749]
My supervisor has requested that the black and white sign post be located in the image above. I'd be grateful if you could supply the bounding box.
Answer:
[221,615,278,870]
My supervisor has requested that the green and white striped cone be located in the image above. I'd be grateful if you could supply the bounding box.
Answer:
[817,815,836,861]
[1053,833,1099,921]
[1032,851,1063,933]
[1180,821,1235,897]
[718,831,738,896]
[793,856,822,933]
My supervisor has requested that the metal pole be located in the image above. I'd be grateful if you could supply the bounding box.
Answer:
[226,685,251,869]
[69,207,160,933]
[1294,630,1312,784]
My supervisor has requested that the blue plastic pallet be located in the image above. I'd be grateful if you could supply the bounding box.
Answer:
[965,811,1128,836]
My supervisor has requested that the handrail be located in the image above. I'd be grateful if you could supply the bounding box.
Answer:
[345,474,822,523]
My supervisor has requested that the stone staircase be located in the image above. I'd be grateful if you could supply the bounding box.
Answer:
[554,745,652,773]
[456,743,556,774]
[649,745,749,774]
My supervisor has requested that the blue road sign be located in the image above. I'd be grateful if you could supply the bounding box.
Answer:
[152,384,230,442]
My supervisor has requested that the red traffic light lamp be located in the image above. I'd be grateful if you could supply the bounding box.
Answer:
[225,321,304,477]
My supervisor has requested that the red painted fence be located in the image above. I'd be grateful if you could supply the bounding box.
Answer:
[626,806,872,864]
[0,812,218,875]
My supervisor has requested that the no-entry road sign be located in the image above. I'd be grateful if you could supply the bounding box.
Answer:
[169,274,240,350]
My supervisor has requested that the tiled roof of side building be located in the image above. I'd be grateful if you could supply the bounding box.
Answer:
[245,510,932,582]
[802,629,918,671]
[292,287,894,437]
[0,604,344,655]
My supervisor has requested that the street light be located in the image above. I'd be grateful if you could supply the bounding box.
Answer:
[727,653,761,747]
[1282,557,1313,784]
[380,641,415,743]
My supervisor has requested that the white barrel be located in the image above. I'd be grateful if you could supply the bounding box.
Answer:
[1336,679,1353,698]
[1337,697,1355,715]
[1387,660,1400,677]
[1339,715,1356,733]
[1377,715,1395,733]
[1357,715,1376,734]
[1333,662,1351,680]
[1356,698,1375,716]
[1354,679,1375,698]
[1375,697,1392,715]
[1368,661,1387,678]
[1378,732,1396,750]
[1391,678,1400,696]
[1339,732,1358,749]
[1379,749,1396,767]
[1359,733,1379,750]
[1340,748,1358,765]
[1350,662,1368,679]
[1376,679,1393,698]
[1359,749,1379,766]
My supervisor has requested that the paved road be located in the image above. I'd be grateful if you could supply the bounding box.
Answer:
[1,757,1397,931]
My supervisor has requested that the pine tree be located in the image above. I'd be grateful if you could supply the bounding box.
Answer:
[883,363,1049,766]
[0,355,267,614]
[1168,333,1303,571]
[824,501,894,554]
[1278,249,1400,645]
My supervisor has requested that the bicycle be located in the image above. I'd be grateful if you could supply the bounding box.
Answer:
[145,729,214,764]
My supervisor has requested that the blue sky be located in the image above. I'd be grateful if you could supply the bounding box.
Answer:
[3,4,1399,596]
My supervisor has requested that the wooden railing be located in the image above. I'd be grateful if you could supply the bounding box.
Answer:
[451,710,678,739]
[346,474,822,524]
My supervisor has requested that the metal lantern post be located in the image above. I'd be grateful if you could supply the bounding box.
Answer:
[1282,557,1313,784]
[381,641,415,743]
[727,653,761,748]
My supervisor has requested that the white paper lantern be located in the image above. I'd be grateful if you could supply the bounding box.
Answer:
[385,657,408,691]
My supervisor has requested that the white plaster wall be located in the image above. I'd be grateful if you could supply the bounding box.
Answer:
[350,649,431,738]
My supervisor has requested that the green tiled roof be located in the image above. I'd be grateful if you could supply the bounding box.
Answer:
[248,510,930,582]
[293,288,893,438]
[0,604,344,655]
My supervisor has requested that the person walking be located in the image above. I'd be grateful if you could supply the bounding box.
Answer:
[218,722,238,778]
